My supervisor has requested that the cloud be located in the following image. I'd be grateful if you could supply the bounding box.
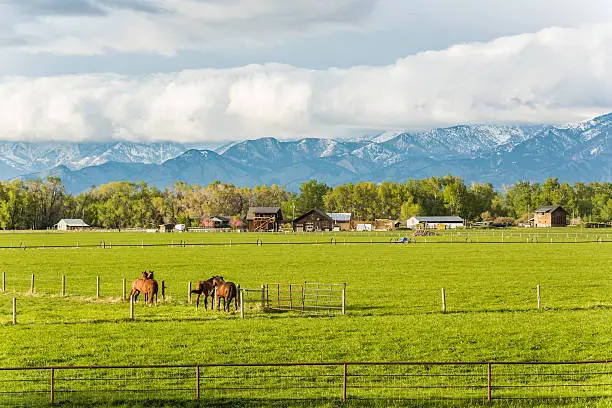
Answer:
[0,24,611,143]
[3,0,379,55]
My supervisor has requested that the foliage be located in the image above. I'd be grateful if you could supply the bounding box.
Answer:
[2,176,612,229]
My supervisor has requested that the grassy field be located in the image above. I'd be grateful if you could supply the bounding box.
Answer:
[0,230,611,406]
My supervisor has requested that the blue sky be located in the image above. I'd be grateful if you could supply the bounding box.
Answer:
[1,0,612,142]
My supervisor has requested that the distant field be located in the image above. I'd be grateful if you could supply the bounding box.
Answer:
[0,230,611,406]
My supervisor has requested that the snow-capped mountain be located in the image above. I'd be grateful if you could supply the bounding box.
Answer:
[0,141,187,176]
[9,113,612,192]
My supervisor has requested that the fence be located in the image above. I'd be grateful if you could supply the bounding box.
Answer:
[264,282,346,314]
[0,360,610,406]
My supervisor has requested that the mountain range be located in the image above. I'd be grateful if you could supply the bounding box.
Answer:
[3,113,612,192]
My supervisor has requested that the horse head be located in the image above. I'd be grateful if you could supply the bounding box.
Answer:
[146,271,155,280]
[212,276,225,287]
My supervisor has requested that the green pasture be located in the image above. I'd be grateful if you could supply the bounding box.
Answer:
[0,230,611,406]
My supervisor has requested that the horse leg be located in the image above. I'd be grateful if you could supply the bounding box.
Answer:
[217,296,220,311]
[195,293,200,309]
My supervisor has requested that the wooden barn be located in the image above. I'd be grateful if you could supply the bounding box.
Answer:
[532,205,568,227]
[246,207,283,232]
[293,209,334,232]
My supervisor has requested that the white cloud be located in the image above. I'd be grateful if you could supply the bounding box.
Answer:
[0,24,611,142]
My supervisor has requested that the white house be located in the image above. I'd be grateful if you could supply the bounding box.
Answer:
[407,216,464,229]
[55,219,90,231]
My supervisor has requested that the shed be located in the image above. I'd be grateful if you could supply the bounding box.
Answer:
[211,216,231,228]
[533,206,568,227]
[407,216,464,229]
[246,207,283,232]
[159,223,175,233]
[327,213,352,231]
[55,219,90,231]
[374,219,401,231]
[293,209,334,232]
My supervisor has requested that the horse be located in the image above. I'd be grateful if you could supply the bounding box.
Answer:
[129,271,153,302]
[212,276,238,312]
[190,276,220,310]
[141,277,158,305]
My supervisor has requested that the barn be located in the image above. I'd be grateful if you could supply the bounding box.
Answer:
[532,205,568,227]
[293,209,334,232]
[55,219,90,231]
[246,207,283,232]
[327,213,352,231]
[211,216,231,228]
[159,223,175,233]
[407,216,464,229]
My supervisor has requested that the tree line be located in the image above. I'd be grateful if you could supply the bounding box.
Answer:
[0,176,611,230]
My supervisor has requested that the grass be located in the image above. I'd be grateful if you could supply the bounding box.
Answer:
[0,230,610,406]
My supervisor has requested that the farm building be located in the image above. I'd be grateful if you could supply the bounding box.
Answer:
[293,209,334,232]
[374,219,401,231]
[246,207,283,232]
[407,216,464,229]
[327,213,352,231]
[54,219,90,231]
[532,205,568,227]
[211,216,231,228]
[159,223,175,233]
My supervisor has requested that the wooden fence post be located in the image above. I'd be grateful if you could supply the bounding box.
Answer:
[161,280,165,300]
[130,295,134,320]
[61,276,65,297]
[96,276,100,299]
[342,283,346,315]
[240,290,244,319]
[30,274,35,294]
[342,363,348,401]
[188,282,192,304]
[441,288,446,313]
[195,365,200,400]
[260,285,265,309]
[12,297,16,325]
[537,285,541,310]
[122,278,126,301]
[487,362,492,404]
[50,368,55,405]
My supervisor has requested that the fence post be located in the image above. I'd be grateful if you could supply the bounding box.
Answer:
[342,363,347,401]
[487,362,492,404]
[161,280,165,300]
[122,278,126,301]
[260,285,265,309]
[537,285,541,310]
[195,365,200,400]
[50,368,55,405]
[130,295,134,320]
[96,276,100,299]
[240,290,244,319]
[441,288,446,313]
[12,297,16,325]
[188,282,192,304]
[30,274,35,294]
[61,276,65,297]
[342,283,346,315]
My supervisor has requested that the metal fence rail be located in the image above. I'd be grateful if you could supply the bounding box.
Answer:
[264,282,346,314]
[0,361,610,406]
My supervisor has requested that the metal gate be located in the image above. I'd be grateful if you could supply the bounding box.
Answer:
[264,282,346,314]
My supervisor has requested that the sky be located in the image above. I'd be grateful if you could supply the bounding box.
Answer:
[1,0,612,143]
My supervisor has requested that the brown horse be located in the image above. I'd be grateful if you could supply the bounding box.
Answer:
[142,277,158,305]
[129,271,153,302]
[190,276,220,310]
[212,276,238,312]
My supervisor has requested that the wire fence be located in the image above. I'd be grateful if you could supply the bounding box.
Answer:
[2,230,612,249]
[0,361,610,406]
